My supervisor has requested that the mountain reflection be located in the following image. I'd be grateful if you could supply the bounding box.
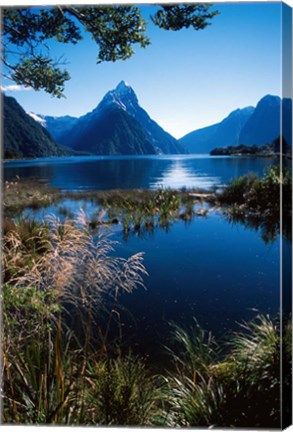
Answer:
[4,155,273,191]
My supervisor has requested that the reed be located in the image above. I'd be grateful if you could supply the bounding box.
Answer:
[2,211,148,424]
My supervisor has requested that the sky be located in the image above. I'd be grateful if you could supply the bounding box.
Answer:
[2,2,284,138]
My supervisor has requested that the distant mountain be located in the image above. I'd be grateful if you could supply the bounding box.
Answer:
[180,95,292,154]
[282,98,293,146]
[180,106,254,154]
[239,95,292,146]
[42,81,186,155]
[3,95,69,159]
[30,113,79,142]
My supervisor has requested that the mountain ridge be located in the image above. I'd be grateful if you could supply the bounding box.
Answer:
[40,81,186,155]
[179,106,255,154]
[3,94,70,159]
[180,95,292,154]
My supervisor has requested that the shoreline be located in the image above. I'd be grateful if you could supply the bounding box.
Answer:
[4,152,292,163]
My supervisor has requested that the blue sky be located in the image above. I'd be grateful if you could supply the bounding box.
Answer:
[2,3,283,138]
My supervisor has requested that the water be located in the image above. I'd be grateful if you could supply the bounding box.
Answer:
[4,154,274,190]
[20,199,282,365]
[3,154,283,364]
[110,211,281,362]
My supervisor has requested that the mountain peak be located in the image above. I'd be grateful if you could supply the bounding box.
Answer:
[114,80,136,100]
[39,80,184,155]
[257,94,280,108]
[116,80,131,92]
[97,80,138,113]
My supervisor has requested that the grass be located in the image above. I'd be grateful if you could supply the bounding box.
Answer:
[3,178,215,239]
[3,177,61,217]
[2,211,288,426]
[93,188,213,238]
[218,165,291,211]
[2,169,290,426]
[2,228,289,427]
[2,212,148,423]
[218,166,292,243]
[164,314,289,428]
[5,168,289,243]
[84,352,166,425]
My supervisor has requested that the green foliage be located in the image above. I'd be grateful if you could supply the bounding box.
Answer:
[2,213,148,424]
[85,353,165,425]
[219,172,259,205]
[165,315,284,428]
[3,95,69,158]
[167,319,219,377]
[2,5,218,96]
[2,283,67,424]
[219,165,292,243]
[151,4,219,31]
[3,6,150,97]
[210,143,270,156]
[2,243,288,428]
[11,57,70,98]
[220,165,291,207]
[97,187,204,238]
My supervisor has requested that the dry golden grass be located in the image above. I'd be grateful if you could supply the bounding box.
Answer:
[2,210,149,424]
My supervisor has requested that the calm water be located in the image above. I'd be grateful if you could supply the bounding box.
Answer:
[4,154,274,190]
[4,154,283,364]
[21,199,282,364]
[111,211,281,362]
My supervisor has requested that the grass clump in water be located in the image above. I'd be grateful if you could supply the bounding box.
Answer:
[3,177,61,217]
[218,166,292,243]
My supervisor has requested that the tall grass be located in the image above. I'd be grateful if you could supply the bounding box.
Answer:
[219,166,292,243]
[2,202,289,426]
[84,352,166,425]
[219,165,291,212]
[164,315,286,428]
[2,212,148,424]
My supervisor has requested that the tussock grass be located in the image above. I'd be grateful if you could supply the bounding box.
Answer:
[84,352,166,426]
[164,315,288,428]
[219,166,292,243]
[2,211,148,424]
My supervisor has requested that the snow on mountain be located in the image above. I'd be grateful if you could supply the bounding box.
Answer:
[27,112,46,128]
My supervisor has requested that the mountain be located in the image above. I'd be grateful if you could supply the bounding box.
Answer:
[42,81,186,155]
[67,107,156,155]
[3,95,69,159]
[30,113,79,142]
[239,95,292,146]
[282,98,293,146]
[179,107,255,154]
[180,95,292,154]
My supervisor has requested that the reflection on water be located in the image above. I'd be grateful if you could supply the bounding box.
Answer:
[4,155,273,191]
[150,159,220,189]
[111,211,281,361]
